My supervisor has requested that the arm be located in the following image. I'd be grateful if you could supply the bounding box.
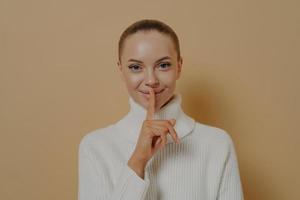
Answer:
[78,140,150,200]
[217,135,244,200]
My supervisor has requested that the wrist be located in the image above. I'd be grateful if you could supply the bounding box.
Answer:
[127,152,147,179]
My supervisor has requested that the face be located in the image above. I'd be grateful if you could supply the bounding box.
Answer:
[117,30,182,112]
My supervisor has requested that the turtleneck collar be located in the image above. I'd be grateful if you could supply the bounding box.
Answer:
[114,93,196,144]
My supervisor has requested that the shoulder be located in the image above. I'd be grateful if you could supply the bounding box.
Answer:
[192,121,235,149]
[78,124,116,152]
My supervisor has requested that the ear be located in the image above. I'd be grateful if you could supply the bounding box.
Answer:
[117,60,125,81]
[176,56,183,80]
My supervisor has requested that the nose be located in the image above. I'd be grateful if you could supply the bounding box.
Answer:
[145,69,159,88]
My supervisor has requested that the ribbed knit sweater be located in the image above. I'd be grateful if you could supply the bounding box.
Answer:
[78,93,244,200]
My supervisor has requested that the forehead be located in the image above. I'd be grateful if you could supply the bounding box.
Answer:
[121,31,176,62]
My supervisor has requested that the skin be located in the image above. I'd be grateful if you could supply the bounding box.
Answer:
[117,30,183,112]
[117,30,183,179]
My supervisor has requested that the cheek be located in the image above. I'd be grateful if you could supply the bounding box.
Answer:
[157,71,177,86]
[124,73,143,89]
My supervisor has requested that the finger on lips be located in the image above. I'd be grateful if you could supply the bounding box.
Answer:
[146,87,180,145]
[146,88,155,120]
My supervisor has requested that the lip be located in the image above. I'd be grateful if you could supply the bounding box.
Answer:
[139,89,165,96]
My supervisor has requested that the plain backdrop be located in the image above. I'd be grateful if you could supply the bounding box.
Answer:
[0,0,299,199]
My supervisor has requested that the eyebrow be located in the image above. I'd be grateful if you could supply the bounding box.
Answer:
[127,56,171,63]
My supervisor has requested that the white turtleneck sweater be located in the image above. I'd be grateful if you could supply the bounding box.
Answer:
[78,94,244,200]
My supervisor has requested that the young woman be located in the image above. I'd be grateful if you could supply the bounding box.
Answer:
[78,19,244,200]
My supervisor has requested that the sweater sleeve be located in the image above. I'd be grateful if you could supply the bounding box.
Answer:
[78,140,150,200]
[217,135,244,200]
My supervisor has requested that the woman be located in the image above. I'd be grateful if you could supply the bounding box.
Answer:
[78,19,244,200]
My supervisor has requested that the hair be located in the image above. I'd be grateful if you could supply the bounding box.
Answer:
[118,19,181,63]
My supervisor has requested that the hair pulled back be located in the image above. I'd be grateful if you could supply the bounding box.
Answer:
[118,19,181,63]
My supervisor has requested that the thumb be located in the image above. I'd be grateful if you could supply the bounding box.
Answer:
[153,137,162,153]
[155,137,162,146]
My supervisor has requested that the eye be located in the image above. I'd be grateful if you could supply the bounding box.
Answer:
[128,64,142,72]
[158,62,171,70]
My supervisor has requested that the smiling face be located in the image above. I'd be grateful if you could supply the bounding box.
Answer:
[117,30,182,112]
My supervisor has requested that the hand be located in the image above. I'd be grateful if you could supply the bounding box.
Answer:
[128,88,180,178]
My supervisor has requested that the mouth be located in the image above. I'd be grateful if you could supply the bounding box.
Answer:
[139,89,165,96]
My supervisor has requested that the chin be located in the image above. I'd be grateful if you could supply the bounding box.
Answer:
[159,93,175,108]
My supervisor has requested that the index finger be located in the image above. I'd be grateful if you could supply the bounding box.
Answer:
[146,87,155,120]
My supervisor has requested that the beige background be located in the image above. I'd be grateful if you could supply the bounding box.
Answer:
[1,0,299,199]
